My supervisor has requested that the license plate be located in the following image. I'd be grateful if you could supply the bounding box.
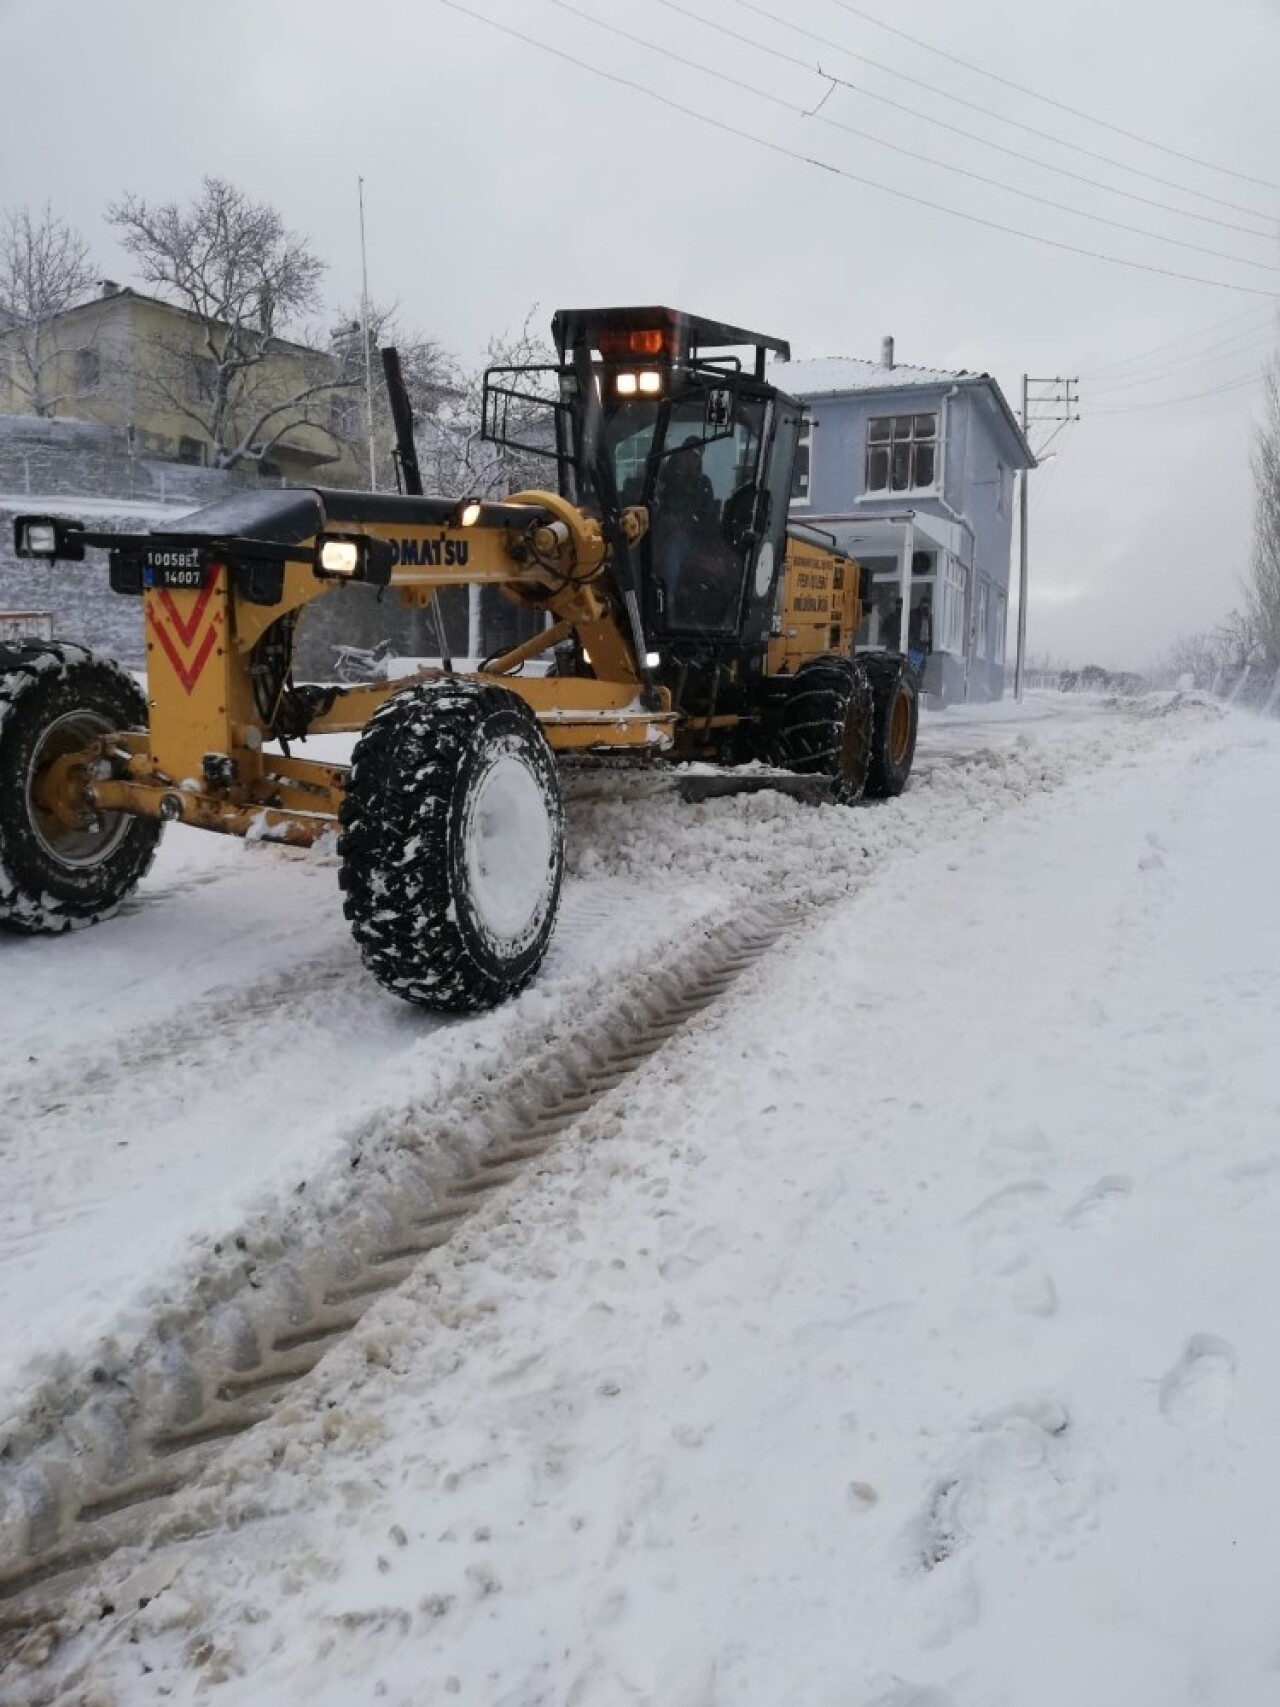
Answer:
[144,550,208,590]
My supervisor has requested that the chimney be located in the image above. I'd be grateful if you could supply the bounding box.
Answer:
[881,335,895,369]
[99,279,120,298]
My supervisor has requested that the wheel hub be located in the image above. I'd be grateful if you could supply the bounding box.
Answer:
[462,744,556,948]
[27,711,131,868]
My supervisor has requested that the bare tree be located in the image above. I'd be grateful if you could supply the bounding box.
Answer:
[106,177,348,471]
[330,302,465,487]
[422,309,560,500]
[0,204,98,415]
[1247,358,1280,668]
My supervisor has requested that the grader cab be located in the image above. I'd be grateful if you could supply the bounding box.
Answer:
[5,306,917,1011]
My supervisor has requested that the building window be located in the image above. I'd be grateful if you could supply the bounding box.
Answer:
[177,435,207,466]
[992,590,1008,663]
[937,554,967,654]
[184,355,217,403]
[975,576,990,660]
[996,462,1007,517]
[329,392,359,440]
[865,413,937,494]
[791,415,814,504]
[74,348,101,394]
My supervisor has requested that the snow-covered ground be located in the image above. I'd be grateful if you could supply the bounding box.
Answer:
[5,693,1280,1705]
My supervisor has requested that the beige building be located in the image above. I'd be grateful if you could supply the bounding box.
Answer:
[0,283,367,487]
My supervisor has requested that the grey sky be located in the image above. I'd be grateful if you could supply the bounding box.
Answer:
[3,0,1278,668]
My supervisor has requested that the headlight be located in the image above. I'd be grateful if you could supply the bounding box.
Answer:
[13,516,84,560]
[314,533,395,587]
[22,522,57,556]
[637,370,662,396]
[319,538,360,576]
[615,371,638,396]
[644,650,661,668]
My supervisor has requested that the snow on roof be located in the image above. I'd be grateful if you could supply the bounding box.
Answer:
[769,355,974,396]
[772,354,1036,468]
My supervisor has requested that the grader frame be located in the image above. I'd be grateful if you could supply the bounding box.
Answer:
[8,305,917,1011]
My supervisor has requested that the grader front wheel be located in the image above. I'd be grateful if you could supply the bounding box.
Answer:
[0,642,162,932]
[338,680,566,1012]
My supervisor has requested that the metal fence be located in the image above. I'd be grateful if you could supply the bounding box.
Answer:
[0,446,260,509]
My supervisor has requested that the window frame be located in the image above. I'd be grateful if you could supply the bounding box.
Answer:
[73,347,101,396]
[184,354,217,404]
[328,391,359,441]
[790,412,815,507]
[863,409,938,497]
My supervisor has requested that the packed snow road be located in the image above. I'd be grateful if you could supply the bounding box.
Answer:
[0,696,1115,1423]
[7,692,1277,1705]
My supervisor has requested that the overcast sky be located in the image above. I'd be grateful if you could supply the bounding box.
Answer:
[3,0,1279,668]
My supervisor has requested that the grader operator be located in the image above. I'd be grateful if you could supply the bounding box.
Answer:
[5,306,918,1011]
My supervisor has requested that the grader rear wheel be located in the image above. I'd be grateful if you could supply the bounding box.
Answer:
[0,641,161,932]
[863,654,919,799]
[338,679,565,1012]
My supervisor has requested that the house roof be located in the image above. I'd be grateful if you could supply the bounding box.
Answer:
[0,285,326,361]
[770,354,1036,469]
[770,355,967,395]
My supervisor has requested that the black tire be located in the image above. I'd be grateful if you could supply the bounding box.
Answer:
[863,652,919,799]
[338,679,565,1012]
[0,640,161,932]
[767,654,874,805]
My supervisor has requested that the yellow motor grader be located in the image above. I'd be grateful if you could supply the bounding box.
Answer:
[6,306,917,1010]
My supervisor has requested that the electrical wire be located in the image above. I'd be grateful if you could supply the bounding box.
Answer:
[728,0,1280,225]
[826,0,1280,194]
[437,0,1280,300]
[656,0,1274,241]
[1078,303,1275,378]
[1088,328,1277,395]
[1090,368,1266,413]
[548,0,1278,274]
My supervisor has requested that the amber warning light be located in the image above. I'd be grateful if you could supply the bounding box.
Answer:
[597,327,670,360]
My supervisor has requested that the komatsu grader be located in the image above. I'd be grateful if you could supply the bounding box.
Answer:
[4,307,917,1011]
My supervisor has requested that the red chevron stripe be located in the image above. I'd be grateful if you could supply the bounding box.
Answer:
[157,579,217,646]
[150,575,223,695]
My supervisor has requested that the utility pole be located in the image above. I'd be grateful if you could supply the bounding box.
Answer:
[358,176,377,493]
[1015,373,1079,700]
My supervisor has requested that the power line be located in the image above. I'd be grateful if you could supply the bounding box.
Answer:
[657,0,1273,241]
[827,0,1280,194]
[437,1,1280,300]
[1090,368,1265,413]
[1079,303,1274,378]
[729,0,1280,226]
[1088,329,1277,395]
[607,0,1279,273]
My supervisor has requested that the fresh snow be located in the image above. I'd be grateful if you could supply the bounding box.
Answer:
[4,694,1280,1705]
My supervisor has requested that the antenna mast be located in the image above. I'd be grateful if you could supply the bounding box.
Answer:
[358,176,377,492]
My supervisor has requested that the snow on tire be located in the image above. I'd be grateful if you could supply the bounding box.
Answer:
[0,640,162,933]
[338,679,565,1012]
[768,654,874,805]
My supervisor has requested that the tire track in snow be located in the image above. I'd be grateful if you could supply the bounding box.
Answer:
[0,901,798,1627]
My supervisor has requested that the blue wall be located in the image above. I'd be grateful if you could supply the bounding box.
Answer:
[791,381,1020,699]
